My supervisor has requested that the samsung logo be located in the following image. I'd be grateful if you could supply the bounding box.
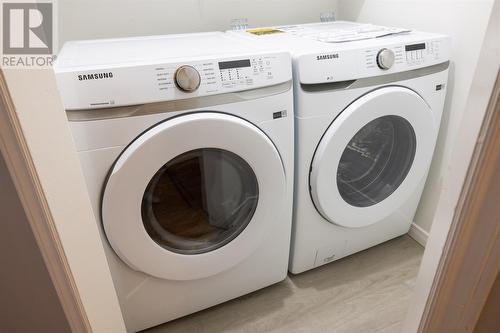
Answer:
[78,72,114,81]
[316,54,339,61]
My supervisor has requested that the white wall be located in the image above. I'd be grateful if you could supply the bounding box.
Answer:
[58,0,338,46]
[337,0,495,234]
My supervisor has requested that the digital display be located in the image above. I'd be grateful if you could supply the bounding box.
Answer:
[405,43,426,51]
[218,59,251,70]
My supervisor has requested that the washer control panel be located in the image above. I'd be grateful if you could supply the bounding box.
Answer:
[154,55,279,95]
[56,52,291,110]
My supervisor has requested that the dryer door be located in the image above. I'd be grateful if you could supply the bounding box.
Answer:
[102,112,286,280]
[310,86,436,228]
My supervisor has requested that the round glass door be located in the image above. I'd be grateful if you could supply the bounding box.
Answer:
[309,86,436,228]
[141,148,259,255]
[337,115,416,207]
[102,112,286,280]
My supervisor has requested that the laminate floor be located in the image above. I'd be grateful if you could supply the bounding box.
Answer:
[145,235,423,333]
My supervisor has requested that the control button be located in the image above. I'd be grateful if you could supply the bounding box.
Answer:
[376,48,395,70]
[174,65,201,92]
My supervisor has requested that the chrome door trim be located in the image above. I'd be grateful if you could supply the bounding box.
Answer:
[300,61,450,93]
[66,80,292,122]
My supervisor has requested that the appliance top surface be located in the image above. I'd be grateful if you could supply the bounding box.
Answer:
[230,21,449,55]
[54,32,292,110]
[55,31,278,70]
[229,21,450,84]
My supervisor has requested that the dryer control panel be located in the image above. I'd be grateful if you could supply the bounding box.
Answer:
[297,33,450,84]
[364,40,444,70]
[55,52,291,110]
[403,40,442,66]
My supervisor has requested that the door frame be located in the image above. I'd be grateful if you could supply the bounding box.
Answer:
[0,70,91,332]
[0,68,126,332]
[402,2,500,330]
[419,70,499,332]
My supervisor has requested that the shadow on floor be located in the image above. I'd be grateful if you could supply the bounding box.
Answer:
[145,278,294,333]
[144,235,423,333]
[290,235,423,292]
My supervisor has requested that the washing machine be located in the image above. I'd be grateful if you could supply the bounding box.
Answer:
[54,32,294,331]
[230,22,450,274]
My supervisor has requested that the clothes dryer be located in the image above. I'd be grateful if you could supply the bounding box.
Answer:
[230,22,450,273]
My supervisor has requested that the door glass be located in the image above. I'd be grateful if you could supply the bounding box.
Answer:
[141,148,259,254]
[337,115,416,207]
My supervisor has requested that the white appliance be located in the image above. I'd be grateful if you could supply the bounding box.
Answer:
[54,32,294,331]
[230,22,450,274]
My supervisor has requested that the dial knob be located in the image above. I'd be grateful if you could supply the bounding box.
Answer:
[174,65,201,92]
[376,48,395,70]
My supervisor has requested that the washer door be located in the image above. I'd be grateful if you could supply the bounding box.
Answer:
[310,87,436,228]
[102,112,286,280]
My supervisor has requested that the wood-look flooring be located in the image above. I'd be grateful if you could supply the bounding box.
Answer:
[145,235,423,333]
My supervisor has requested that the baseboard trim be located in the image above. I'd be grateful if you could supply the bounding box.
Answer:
[408,222,429,247]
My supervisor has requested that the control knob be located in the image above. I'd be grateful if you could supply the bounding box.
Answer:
[376,48,395,70]
[174,65,201,92]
